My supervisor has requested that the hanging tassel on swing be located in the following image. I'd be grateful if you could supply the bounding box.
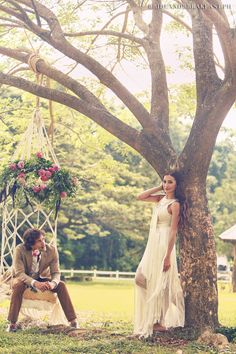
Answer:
[46,78,55,146]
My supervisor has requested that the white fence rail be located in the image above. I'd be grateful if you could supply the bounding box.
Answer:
[61,269,232,282]
[61,269,135,280]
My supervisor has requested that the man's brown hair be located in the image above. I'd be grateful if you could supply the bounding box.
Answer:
[23,228,45,250]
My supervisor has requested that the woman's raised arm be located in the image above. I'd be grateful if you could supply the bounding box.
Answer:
[137,184,164,203]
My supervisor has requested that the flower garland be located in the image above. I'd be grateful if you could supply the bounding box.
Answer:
[0,152,79,216]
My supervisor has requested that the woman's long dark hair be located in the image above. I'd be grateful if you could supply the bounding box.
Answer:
[164,171,188,226]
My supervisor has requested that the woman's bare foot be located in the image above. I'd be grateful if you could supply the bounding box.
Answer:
[153,323,167,332]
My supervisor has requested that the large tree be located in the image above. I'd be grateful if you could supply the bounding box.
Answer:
[0,0,235,329]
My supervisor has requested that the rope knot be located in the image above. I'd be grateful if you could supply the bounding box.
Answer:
[28,53,43,74]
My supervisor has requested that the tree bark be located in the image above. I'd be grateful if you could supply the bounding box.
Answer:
[179,182,218,329]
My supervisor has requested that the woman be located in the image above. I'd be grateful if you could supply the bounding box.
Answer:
[133,172,185,338]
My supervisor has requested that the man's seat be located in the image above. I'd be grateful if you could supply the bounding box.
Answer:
[23,288,57,303]
[20,288,67,325]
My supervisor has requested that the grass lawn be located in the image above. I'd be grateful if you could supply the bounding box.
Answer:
[68,279,134,321]
[218,282,236,327]
[69,279,236,326]
[0,280,236,353]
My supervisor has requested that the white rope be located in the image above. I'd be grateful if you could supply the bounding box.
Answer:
[27,53,42,74]
[12,109,59,165]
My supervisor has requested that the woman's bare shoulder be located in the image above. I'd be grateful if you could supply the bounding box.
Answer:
[170,201,180,211]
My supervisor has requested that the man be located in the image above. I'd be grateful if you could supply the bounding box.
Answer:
[7,228,77,332]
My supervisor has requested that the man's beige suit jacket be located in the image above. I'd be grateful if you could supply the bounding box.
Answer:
[12,243,61,286]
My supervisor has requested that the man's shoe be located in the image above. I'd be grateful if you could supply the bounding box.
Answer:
[6,323,17,333]
[70,320,78,329]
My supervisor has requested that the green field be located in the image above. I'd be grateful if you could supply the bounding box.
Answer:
[67,279,134,321]
[0,280,236,353]
[67,279,236,326]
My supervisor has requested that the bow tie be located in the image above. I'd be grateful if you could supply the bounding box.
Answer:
[32,250,40,257]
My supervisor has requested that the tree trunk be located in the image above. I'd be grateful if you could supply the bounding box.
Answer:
[179,183,219,329]
[232,244,236,293]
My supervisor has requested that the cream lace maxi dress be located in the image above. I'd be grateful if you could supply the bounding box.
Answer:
[134,196,185,338]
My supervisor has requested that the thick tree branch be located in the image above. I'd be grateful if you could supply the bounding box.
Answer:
[144,0,169,130]
[179,82,236,178]
[0,2,20,18]
[191,7,222,106]
[144,5,224,74]
[126,0,149,34]
[15,0,64,40]
[0,71,177,172]
[206,0,231,25]
[5,0,31,19]
[136,4,224,75]
[8,0,151,129]
[193,0,230,30]
[192,0,236,79]
[136,129,178,175]
[0,46,105,108]
[0,71,141,150]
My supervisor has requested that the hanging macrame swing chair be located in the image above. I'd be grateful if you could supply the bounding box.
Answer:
[0,66,76,324]
[0,107,60,273]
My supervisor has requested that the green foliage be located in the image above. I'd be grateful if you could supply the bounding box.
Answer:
[216,326,236,342]
[207,133,236,258]
[0,89,157,270]
[1,80,236,270]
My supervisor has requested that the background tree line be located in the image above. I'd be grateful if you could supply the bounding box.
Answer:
[0,85,235,270]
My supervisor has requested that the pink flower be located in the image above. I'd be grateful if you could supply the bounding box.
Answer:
[48,167,55,173]
[9,163,17,171]
[40,184,47,190]
[18,178,26,186]
[45,171,52,179]
[17,161,24,169]
[32,186,41,193]
[60,191,67,198]
[41,175,49,182]
[36,152,43,158]
[18,172,25,179]
[38,169,46,177]
[52,164,60,172]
